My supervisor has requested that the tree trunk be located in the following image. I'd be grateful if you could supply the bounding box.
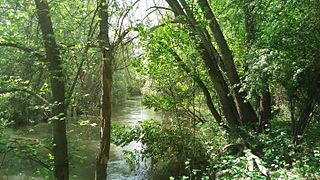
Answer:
[197,0,258,127]
[166,0,240,128]
[293,98,316,143]
[259,90,271,131]
[34,0,69,179]
[200,44,240,128]
[168,47,222,124]
[294,50,320,142]
[95,57,112,180]
[95,0,112,179]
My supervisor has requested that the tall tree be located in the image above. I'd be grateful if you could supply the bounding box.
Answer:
[95,0,137,178]
[34,0,69,179]
[165,0,239,128]
[165,0,259,129]
[197,0,258,126]
[95,0,112,179]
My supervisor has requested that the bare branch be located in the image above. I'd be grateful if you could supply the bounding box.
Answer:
[114,0,140,43]
[65,6,100,106]
[142,6,172,22]
[113,27,138,48]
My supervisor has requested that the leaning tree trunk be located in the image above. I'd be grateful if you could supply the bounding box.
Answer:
[168,47,222,124]
[95,0,112,179]
[165,0,240,128]
[293,52,320,142]
[197,0,258,127]
[34,0,69,179]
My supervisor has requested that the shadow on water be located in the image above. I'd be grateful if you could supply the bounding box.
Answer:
[0,96,161,180]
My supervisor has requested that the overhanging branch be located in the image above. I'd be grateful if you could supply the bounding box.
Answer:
[0,42,45,60]
[0,87,49,104]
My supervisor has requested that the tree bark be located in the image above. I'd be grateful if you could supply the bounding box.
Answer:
[95,0,112,179]
[294,98,315,141]
[197,0,258,126]
[199,43,240,128]
[166,0,240,128]
[34,0,69,179]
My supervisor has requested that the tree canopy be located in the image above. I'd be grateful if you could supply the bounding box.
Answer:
[0,0,319,179]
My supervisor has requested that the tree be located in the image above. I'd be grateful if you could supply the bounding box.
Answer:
[241,0,320,141]
[95,0,113,179]
[95,0,138,179]
[163,0,260,131]
[34,0,69,179]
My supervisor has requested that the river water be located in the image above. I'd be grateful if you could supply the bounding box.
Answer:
[0,97,160,180]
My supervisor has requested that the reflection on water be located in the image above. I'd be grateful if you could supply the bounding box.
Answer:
[0,97,160,180]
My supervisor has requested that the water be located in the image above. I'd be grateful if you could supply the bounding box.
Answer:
[0,97,160,180]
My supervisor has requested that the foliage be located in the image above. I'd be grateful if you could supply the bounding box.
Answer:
[0,131,53,179]
[0,76,47,126]
[1,0,320,179]
[113,118,225,179]
[0,119,12,157]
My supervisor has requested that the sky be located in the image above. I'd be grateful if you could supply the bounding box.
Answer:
[132,0,166,26]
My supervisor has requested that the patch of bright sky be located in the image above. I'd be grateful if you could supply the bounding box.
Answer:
[131,0,166,26]
[117,0,168,55]
[107,0,167,44]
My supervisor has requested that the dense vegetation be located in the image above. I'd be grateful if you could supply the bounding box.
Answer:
[0,0,319,179]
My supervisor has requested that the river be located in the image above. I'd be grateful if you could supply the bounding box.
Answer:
[0,97,160,180]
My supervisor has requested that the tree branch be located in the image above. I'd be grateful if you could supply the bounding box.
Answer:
[0,43,45,60]
[142,6,173,22]
[66,6,99,106]
[114,0,140,44]
[0,87,49,104]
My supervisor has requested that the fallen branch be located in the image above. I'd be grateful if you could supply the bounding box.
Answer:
[246,150,270,179]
